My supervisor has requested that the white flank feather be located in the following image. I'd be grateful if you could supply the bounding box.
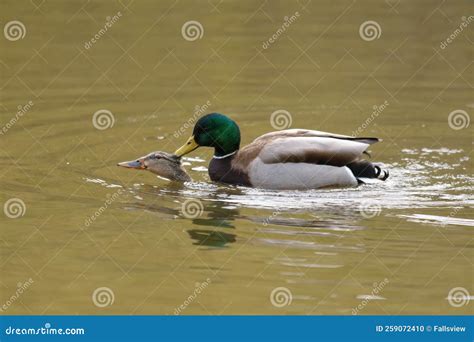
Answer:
[248,158,358,190]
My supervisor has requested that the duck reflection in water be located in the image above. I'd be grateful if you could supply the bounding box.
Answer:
[187,229,236,247]
[185,200,239,247]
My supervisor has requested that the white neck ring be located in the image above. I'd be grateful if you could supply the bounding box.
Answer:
[212,151,237,159]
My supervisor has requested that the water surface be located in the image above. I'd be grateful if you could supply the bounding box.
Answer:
[1,0,472,315]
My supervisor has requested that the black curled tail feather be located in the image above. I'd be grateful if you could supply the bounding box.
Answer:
[347,161,389,180]
[374,165,389,180]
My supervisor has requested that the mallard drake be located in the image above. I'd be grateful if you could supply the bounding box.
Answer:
[174,113,389,189]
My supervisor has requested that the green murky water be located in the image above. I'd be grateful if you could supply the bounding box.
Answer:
[1,0,472,315]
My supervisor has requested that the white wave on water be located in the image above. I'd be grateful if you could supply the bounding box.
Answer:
[399,214,474,227]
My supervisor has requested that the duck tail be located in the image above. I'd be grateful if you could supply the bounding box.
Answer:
[347,161,389,181]
[374,165,389,180]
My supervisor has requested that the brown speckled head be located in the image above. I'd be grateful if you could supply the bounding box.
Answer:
[118,151,191,182]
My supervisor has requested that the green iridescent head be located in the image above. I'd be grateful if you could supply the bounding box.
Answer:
[175,113,241,157]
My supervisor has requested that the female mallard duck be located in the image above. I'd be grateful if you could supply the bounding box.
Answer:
[118,151,191,182]
[172,113,389,190]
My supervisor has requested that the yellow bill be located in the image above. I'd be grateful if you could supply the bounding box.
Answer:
[174,136,199,157]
